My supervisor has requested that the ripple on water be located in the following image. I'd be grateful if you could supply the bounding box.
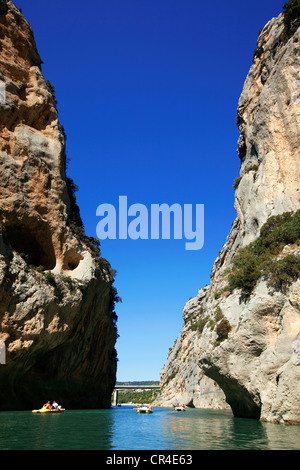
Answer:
[0,407,299,450]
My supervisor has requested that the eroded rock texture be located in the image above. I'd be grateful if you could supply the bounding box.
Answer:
[155,10,300,424]
[0,0,118,410]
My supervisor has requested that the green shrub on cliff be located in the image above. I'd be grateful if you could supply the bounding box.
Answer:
[281,0,300,43]
[191,315,210,333]
[233,176,242,190]
[266,254,300,289]
[43,270,56,287]
[226,210,300,298]
[215,318,231,342]
[46,79,58,106]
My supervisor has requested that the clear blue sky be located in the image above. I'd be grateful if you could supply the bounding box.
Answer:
[16,0,284,381]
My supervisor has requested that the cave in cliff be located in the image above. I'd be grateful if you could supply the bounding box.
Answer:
[3,222,56,270]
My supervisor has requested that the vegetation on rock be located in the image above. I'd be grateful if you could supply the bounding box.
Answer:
[226,210,300,298]
[113,389,160,404]
[281,0,300,43]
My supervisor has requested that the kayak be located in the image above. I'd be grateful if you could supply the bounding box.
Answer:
[32,406,65,413]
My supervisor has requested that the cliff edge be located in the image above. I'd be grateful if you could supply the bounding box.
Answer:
[0,0,119,410]
[155,4,300,424]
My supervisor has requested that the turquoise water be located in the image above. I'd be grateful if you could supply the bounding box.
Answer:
[0,406,299,450]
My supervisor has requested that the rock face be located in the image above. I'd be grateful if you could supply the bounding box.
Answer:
[0,0,118,410]
[155,290,230,411]
[155,10,300,424]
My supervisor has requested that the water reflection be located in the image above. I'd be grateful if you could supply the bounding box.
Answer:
[0,410,115,450]
[159,408,300,450]
[160,408,235,450]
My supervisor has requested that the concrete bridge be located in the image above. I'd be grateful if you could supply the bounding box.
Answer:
[112,384,160,406]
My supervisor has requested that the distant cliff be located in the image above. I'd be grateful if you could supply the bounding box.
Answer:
[0,0,119,410]
[155,4,300,424]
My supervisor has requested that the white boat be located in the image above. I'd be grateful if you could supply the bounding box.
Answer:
[137,406,153,414]
[175,406,186,411]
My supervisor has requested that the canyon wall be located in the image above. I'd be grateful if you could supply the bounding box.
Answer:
[0,0,118,410]
[155,9,300,424]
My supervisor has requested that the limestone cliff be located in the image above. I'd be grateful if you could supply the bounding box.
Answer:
[155,6,300,424]
[0,0,119,410]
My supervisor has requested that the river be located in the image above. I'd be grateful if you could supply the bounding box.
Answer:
[0,406,299,451]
